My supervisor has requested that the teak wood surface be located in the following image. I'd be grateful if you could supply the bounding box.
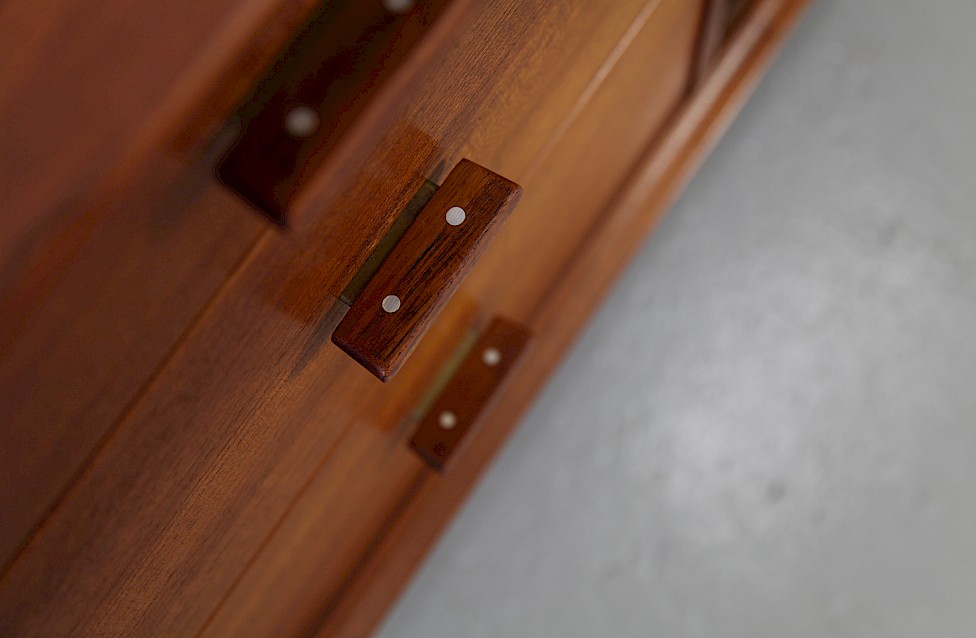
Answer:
[0,0,809,635]
[312,1,812,635]
[0,0,657,571]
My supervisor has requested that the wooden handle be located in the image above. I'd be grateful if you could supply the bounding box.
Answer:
[215,0,454,223]
[332,160,522,381]
[410,317,531,470]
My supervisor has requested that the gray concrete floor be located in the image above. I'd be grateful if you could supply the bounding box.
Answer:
[377,1,976,636]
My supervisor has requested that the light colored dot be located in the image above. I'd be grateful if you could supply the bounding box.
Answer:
[482,347,502,366]
[283,106,319,138]
[438,410,458,430]
[381,295,401,313]
[445,206,466,226]
[382,0,415,14]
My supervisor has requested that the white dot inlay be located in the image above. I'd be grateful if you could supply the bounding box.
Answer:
[382,295,401,313]
[445,206,466,226]
[438,410,458,430]
[283,106,319,138]
[482,347,502,366]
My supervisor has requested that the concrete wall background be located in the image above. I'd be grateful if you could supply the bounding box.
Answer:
[378,1,976,635]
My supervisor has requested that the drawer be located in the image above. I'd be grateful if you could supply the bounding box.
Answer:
[0,0,811,635]
[0,0,702,632]
[0,0,668,568]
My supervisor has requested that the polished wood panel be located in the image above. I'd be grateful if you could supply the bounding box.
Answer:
[463,0,703,321]
[0,0,810,635]
[0,1,673,635]
[0,0,664,576]
[333,160,521,381]
[0,151,267,569]
[0,0,325,567]
[0,0,650,575]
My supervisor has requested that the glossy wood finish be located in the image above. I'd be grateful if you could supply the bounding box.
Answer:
[0,0,311,260]
[0,0,809,635]
[0,1,698,635]
[203,1,710,635]
[0,150,268,571]
[334,160,521,380]
[695,0,732,84]
[218,0,452,221]
[310,0,813,634]
[0,0,328,568]
[411,317,531,470]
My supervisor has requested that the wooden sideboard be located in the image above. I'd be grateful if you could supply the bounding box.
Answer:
[0,0,809,635]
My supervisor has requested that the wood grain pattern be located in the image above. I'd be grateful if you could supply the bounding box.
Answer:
[0,1,668,635]
[218,0,453,221]
[0,0,326,278]
[310,0,813,635]
[410,317,531,470]
[0,0,808,635]
[201,1,708,635]
[0,1,487,575]
[194,1,700,634]
[333,160,521,381]
[0,0,325,567]
[694,0,732,85]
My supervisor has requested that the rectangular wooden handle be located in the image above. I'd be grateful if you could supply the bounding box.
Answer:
[215,1,453,223]
[332,160,522,381]
[410,317,532,470]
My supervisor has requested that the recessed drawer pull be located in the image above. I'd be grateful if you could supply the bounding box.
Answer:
[332,159,522,381]
[410,317,532,470]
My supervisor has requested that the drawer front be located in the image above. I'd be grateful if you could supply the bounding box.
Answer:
[207,0,706,635]
[0,0,657,567]
[0,1,705,637]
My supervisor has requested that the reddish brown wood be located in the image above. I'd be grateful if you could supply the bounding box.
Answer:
[0,151,267,571]
[1,2,669,635]
[411,317,531,470]
[0,4,474,572]
[0,0,325,568]
[311,0,813,635]
[332,160,521,381]
[694,0,732,85]
[206,1,708,635]
[217,0,453,222]
[197,3,703,635]
[0,0,809,635]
